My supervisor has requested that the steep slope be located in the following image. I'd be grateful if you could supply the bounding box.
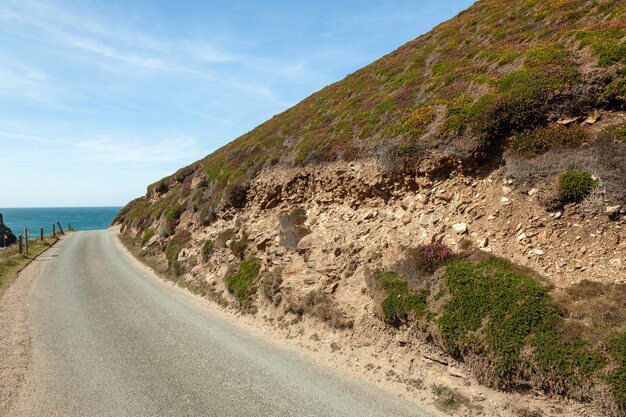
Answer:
[115,0,626,415]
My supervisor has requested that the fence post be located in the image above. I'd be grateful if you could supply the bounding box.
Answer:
[24,228,29,253]
[52,224,56,239]
[56,222,65,235]
[40,227,44,242]
[18,234,23,254]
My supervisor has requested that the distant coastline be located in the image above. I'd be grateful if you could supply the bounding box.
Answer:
[0,207,122,236]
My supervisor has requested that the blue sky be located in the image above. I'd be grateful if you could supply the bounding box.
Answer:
[0,0,474,208]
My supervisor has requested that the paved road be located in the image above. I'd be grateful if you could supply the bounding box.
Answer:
[4,230,436,417]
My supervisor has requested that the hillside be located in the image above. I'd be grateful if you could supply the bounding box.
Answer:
[115,0,626,415]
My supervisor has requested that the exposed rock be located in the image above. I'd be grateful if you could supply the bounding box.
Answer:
[606,205,622,218]
[533,249,545,256]
[451,223,468,235]
[557,116,579,125]
[500,197,511,205]
[582,111,601,125]
[0,213,18,247]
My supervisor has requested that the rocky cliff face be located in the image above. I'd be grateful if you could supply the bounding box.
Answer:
[115,0,626,415]
[0,214,17,248]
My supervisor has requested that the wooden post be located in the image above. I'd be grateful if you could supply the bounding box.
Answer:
[52,224,56,239]
[18,234,23,254]
[24,228,29,253]
[56,222,65,235]
[40,227,44,242]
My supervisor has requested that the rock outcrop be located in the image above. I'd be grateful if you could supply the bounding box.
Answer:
[0,213,17,248]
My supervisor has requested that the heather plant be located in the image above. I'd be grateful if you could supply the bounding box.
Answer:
[416,242,455,273]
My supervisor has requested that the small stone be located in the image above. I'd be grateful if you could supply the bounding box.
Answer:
[557,116,579,125]
[502,186,512,195]
[487,215,497,220]
[448,367,465,378]
[534,249,545,256]
[554,211,563,219]
[517,233,526,241]
[501,197,511,205]
[580,246,587,254]
[452,223,468,235]
[528,188,538,196]
[583,111,601,125]
[478,237,489,248]
[606,205,622,218]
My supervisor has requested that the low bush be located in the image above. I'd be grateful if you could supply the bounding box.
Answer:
[165,204,186,220]
[373,271,430,325]
[140,228,155,246]
[225,258,261,305]
[559,170,598,202]
[202,239,214,262]
[165,230,192,270]
[440,257,605,394]
[510,125,588,158]
[286,290,353,329]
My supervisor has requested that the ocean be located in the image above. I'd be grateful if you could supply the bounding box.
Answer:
[0,207,122,236]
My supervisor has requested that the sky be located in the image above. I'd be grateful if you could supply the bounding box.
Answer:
[0,0,475,208]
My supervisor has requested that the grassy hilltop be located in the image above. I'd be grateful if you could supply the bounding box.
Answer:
[118,0,625,225]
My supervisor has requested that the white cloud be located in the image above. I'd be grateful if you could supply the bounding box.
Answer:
[74,136,201,164]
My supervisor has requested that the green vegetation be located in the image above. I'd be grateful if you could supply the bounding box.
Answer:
[141,228,155,246]
[165,230,191,268]
[608,332,626,411]
[374,252,626,409]
[574,24,626,67]
[510,125,588,157]
[165,204,186,220]
[559,170,598,202]
[202,239,214,262]
[373,271,429,324]
[0,237,57,297]
[225,258,261,304]
[440,257,604,390]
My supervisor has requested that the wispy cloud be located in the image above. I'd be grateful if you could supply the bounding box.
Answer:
[74,136,200,164]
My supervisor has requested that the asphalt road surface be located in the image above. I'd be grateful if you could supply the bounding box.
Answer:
[2,230,438,417]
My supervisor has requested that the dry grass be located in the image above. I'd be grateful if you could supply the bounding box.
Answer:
[0,237,58,297]
[286,290,353,330]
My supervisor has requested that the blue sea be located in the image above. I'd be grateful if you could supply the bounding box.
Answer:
[0,207,122,236]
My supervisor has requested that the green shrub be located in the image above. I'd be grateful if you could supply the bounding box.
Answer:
[165,230,192,269]
[202,239,214,262]
[373,271,429,325]
[225,258,261,304]
[165,204,186,220]
[510,125,588,158]
[440,257,604,391]
[608,332,626,411]
[574,26,626,67]
[559,170,598,202]
[141,228,155,246]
